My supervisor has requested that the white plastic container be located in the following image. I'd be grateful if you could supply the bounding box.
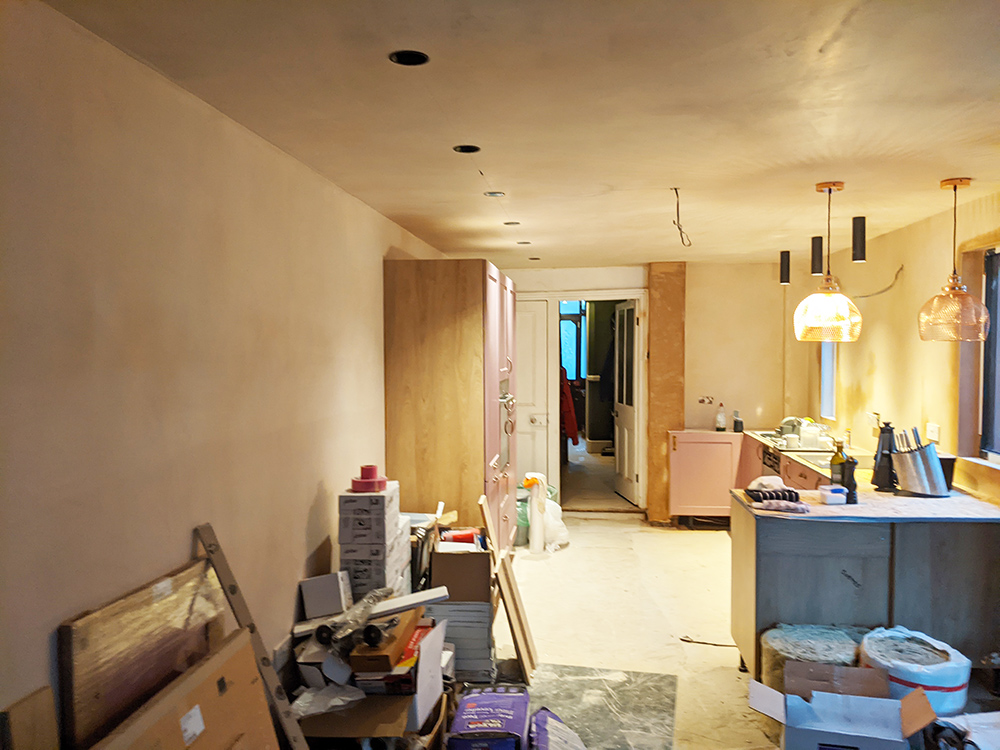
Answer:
[818,484,847,505]
[860,626,972,716]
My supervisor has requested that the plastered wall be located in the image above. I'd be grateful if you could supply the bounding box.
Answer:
[0,0,442,706]
[504,265,647,293]
[684,263,786,431]
[788,191,1000,460]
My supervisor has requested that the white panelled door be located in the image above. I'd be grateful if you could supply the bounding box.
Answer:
[515,300,548,487]
[613,300,638,503]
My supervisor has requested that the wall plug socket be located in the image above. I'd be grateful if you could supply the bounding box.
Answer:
[926,422,940,442]
[698,396,714,404]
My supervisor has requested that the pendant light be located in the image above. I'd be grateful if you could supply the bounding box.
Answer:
[793,182,863,342]
[918,178,990,341]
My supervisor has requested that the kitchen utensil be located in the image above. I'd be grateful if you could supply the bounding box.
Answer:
[872,421,897,491]
[894,440,949,497]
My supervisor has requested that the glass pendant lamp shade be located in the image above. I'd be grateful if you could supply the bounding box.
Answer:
[794,275,863,342]
[919,178,989,342]
[795,181,862,342]
[918,274,989,341]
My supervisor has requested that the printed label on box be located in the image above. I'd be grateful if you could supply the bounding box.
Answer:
[180,704,205,747]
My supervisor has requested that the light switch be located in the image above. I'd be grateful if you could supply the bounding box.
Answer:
[926,422,940,442]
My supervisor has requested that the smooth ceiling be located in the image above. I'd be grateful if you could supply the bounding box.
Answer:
[42,0,1000,268]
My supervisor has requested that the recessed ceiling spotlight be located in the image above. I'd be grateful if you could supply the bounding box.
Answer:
[528,257,541,261]
[517,241,531,245]
[453,144,480,154]
[504,221,520,225]
[484,191,505,197]
[388,50,429,66]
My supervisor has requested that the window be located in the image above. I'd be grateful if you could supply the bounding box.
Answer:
[820,341,836,420]
[982,251,1000,455]
[559,300,587,381]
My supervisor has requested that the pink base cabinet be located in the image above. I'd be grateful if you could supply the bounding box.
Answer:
[667,430,743,517]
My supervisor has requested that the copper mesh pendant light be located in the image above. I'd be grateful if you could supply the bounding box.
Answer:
[918,178,990,342]
[794,182,863,342]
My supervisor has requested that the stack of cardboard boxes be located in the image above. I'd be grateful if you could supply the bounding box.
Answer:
[338,480,412,599]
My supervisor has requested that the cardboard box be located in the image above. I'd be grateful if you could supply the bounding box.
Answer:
[339,480,400,515]
[749,661,936,750]
[340,515,410,561]
[93,629,278,749]
[349,606,425,673]
[448,686,530,750]
[431,549,491,603]
[300,621,446,739]
[354,624,434,695]
[298,570,353,621]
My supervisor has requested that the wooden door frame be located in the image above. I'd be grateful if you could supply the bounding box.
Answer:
[518,288,648,509]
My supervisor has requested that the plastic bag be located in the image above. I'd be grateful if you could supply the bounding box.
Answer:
[530,707,587,750]
[289,683,366,719]
[543,499,570,552]
[860,626,971,716]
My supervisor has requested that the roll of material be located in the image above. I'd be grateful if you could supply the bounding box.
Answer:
[758,625,868,745]
[760,624,868,691]
[860,626,971,716]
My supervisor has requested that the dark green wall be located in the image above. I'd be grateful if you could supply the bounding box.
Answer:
[585,300,622,441]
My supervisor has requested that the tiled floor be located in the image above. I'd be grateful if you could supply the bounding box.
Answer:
[560,438,643,513]
[494,513,775,749]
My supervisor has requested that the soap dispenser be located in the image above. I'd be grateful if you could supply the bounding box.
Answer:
[715,403,726,432]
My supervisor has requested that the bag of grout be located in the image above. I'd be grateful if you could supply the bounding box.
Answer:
[860,626,972,716]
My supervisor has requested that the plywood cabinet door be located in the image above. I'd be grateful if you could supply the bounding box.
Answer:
[385,259,516,543]
[668,432,742,516]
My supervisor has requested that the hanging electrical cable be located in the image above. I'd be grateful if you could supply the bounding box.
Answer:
[671,187,692,247]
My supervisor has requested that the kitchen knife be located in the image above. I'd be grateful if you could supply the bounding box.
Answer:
[912,427,922,448]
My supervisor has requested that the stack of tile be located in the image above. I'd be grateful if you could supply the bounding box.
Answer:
[338,480,412,598]
[425,601,495,682]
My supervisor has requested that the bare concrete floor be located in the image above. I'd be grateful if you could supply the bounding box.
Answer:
[494,513,775,749]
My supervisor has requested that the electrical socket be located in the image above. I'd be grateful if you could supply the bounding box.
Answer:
[926,422,941,442]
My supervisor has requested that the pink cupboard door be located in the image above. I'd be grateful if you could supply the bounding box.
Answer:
[484,263,503,533]
[669,432,741,516]
[499,272,517,548]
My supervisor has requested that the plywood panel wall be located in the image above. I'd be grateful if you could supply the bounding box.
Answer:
[647,263,686,522]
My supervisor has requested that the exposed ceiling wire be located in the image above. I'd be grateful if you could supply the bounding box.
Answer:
[671,187,692,247]
[854,265,905,299]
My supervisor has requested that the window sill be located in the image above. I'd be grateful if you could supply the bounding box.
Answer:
[953,456,1000,506]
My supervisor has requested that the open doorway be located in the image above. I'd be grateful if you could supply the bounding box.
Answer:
[558,299,642,512]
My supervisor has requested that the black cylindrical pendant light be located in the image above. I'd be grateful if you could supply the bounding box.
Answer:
[780,251,790,284]
[852,216,866,262]
[811,236,823,275]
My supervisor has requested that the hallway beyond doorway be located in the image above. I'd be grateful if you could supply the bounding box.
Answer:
[561,437,642,512]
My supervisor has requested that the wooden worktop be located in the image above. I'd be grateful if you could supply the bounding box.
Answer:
[731,486,1000,523]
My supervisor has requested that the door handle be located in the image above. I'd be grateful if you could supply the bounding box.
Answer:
[672,435,677,451]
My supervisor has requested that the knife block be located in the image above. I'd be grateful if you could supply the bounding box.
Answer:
[894,443,949,497]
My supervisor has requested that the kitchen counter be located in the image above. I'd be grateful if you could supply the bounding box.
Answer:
[730,485,1000,681]
[744,429,874,466]
[731,486,1000,522]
